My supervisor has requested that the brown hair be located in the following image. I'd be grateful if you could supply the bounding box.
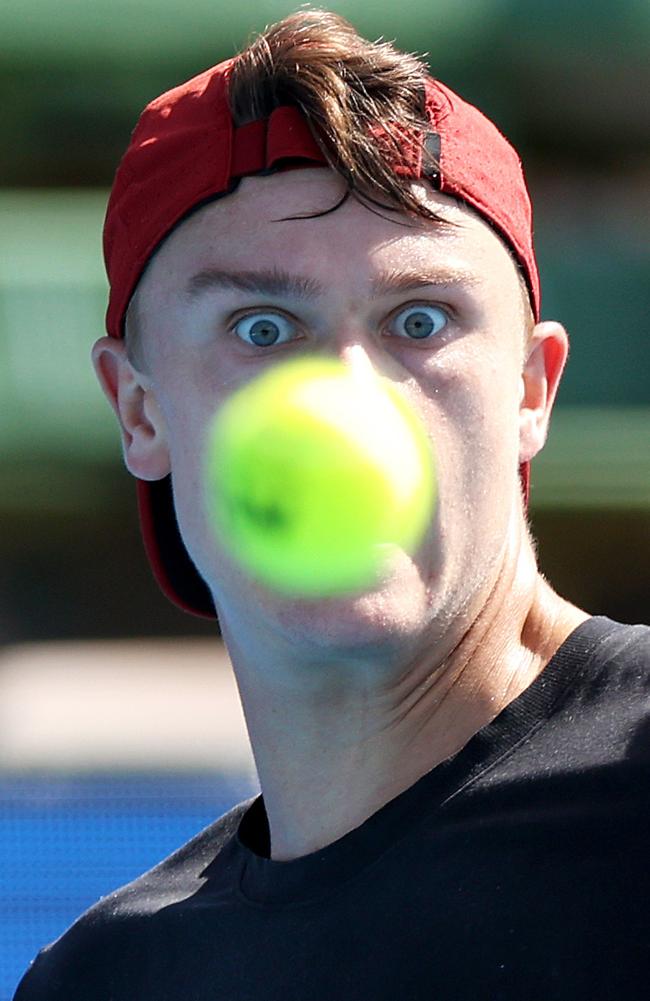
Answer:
[228,9,441,222]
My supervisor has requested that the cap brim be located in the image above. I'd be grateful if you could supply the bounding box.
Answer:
[137,477,216,619]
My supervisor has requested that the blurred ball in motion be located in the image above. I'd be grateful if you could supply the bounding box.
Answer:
[204,356,437,595]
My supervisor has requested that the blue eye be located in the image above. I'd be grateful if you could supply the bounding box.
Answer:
[233,312,296,347]
[392,305,448,340]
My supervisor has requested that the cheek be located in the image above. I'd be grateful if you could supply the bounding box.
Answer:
[418,345,522,503]
[154,372,223,554]
[169,415,208,537]
[167,419,224,591]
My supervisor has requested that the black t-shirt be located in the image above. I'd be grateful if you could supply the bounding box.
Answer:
[14,616,650,1000]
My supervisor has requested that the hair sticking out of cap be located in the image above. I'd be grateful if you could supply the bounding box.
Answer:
[228,10,445,223]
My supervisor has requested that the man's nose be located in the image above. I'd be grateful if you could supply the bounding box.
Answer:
[328,333,401,388]
[336,343,377,381]
[323,315,380,374]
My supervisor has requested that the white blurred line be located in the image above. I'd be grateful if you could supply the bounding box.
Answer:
[0,638,256,774]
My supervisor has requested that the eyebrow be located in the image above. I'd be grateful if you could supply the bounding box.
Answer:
[185,268,322,301]
[184,265,482,302]
[370,266,483,297]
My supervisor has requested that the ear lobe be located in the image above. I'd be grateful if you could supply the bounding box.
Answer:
[91,336,171,480]
[519,321,569,464]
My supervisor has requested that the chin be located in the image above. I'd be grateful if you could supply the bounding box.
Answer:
[250,547,439,658]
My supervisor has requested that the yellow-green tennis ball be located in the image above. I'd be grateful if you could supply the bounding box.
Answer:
[204,356,436,596]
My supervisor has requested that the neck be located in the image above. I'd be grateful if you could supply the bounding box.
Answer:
[221,527,588,862]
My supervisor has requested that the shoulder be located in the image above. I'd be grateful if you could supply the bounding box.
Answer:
[592,617,650,755]
[13,796,255,1000]
[550,616,650,770]
[593,616,650,657]
[580,616,650,685]
[559,615,650,683]
[546,615,650,732]
[107,793,253,915]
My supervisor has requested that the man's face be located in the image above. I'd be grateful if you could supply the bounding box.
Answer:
[126,168,535,653]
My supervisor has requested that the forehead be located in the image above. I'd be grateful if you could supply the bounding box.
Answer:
[140,167,521,301]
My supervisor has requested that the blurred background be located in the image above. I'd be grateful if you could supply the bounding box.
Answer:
[1,0,648,995]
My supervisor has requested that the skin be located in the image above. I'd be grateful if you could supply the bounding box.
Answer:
[93,168,589,861]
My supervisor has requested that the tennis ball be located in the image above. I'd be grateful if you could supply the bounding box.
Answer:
[204,356,436,596]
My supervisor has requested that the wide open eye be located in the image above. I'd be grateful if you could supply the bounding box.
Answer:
[233,312,297,347]
[392,304,448,340]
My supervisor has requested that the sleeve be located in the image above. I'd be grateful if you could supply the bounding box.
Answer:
[12,916,121,1001]
[13,950,63,1001]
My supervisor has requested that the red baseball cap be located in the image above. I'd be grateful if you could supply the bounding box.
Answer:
[103,57,539,619]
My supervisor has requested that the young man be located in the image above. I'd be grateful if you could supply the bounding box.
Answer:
[15,10,649,1000]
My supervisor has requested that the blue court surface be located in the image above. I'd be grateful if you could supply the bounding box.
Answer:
[0,772,259,1000]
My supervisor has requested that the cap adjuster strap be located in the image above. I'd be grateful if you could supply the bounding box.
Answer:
[422,132,441,187]
[230,105,325,179]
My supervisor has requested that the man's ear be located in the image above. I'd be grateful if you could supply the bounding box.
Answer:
[91,337,171,480]
[519,321,569,464]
